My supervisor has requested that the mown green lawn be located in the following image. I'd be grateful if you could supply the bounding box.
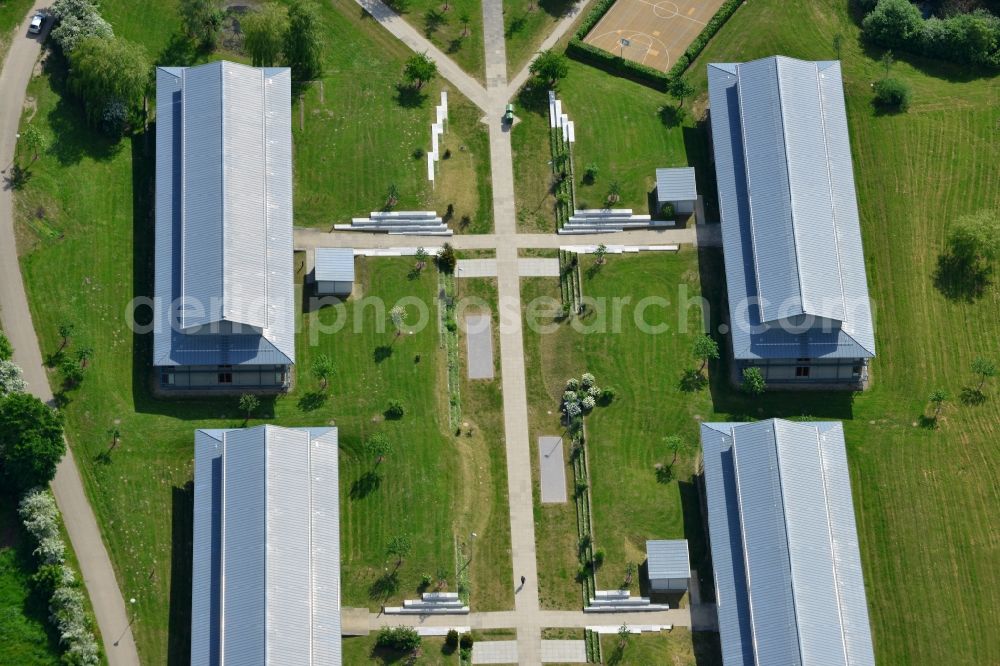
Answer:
[519,0,1000,663]
[521,251,715,620]
[292,0,493,233]
[343,634,457,664]
[12,6,506,665]
[0,495,61,666]
[599,628,718,666]
[511,60,709,232]
[392,0,485,82]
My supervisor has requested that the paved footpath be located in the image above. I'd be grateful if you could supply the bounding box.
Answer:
[0,7,140,665]
[350,1,716,662]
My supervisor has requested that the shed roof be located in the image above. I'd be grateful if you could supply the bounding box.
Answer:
[707,56,875,360]
[645,539,690,580]
[191,425,342,666]
[315,248,355,283]
[700,419,874,666]
[154,61,295,366]
[655,167,697,202]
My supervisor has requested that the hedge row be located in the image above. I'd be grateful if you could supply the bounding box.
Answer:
[566,38,669,90]
[568,0,744,90]
[19,489,101,666]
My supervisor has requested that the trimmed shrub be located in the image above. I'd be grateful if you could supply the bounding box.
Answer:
[873,77,911,111]
[581,395,596,411]
[459,633,474,649]
[445,628,460,648]
[376,626,421,652]
[565,377,580,391]
[581,372,595,388]
[599,387,616,404]
[385,399,405,419]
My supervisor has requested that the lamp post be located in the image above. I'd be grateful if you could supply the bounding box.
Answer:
[114,597,137,647]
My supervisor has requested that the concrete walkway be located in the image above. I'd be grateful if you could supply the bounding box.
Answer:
[350,0,714,661]
[0,8,140,665]
[294,226,700,250]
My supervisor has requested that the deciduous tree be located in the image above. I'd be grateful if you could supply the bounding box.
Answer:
[179,0,223,48]
[741,366,766,395]
[312,353,335,390]
[403,53,437,89]
[692,334,719,373]
[0,393,66,493]
[530,49,568,87]
[242,3,288,67]
[284,0,323,81]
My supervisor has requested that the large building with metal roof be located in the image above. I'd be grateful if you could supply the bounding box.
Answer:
[192,425,342,665]
[707,56,876,385]
[154,61,295,389]
[700,419,875,666]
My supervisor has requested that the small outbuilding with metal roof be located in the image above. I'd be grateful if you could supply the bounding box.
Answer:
[313,248,355,297]
[655,167,698,215]
[645,539,690,592]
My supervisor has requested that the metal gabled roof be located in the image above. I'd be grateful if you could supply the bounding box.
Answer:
[154,62,295,367]
[314,248,355,282]
[646,539,690,580]
[655,167,697,202]
[700,420,875,666]
[192,425,342,666]
[708,57,875,360]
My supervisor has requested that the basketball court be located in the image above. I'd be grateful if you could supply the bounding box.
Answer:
[583,0,726,72]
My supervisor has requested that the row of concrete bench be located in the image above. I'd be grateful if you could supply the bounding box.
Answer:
[333,211,453,236]
[384,591,469,615]
[559,208,664,235]
[583,590,670,613]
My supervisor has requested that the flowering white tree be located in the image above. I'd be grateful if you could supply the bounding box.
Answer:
[0,359,26,396]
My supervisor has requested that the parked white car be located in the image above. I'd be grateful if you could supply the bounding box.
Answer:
[28,12,46,34]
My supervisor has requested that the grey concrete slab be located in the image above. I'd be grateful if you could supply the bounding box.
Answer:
[457,258,498,277]
[465,314,495,380]
[538,436,568,503]
[541,639,587,663]
[517,257,560,277]
[472,640,519,664]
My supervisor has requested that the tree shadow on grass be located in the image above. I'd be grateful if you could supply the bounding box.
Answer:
[917,414,939,429]
[298,390,328,412]
[374,345,393,363]
[932,252,992,302]
[505,13,527,38]
[960,386,986,406]
[350,471,382,499]
[394,83,427,109]
[369,570,400,602]
[679,368,708,393]
[539,0,575,17]
[658,104,684,128]
[516,82,549,115]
